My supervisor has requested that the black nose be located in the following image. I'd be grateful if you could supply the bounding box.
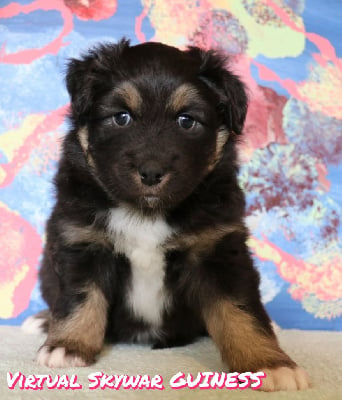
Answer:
[138,161,165,186]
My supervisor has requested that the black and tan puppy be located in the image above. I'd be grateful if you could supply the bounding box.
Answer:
[25,39,309,391]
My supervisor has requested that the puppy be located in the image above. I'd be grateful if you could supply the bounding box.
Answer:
[26,39,309,391]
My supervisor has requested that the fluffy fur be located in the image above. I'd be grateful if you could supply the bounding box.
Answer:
[26,39,309,391]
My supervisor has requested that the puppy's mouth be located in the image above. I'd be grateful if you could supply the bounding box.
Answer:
[141,195,162,208]
[130,170,171,209]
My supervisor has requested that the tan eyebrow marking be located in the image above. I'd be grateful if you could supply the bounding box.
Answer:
[167,83,204,112]
[114,81,142,113]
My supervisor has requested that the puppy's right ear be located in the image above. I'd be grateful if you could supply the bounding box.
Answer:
[186,47,248,135]
[66,57,94,121]
[66,39,130,122]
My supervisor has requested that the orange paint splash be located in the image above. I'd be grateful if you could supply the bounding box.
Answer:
[0,0,73,64]
[250,237,342,302]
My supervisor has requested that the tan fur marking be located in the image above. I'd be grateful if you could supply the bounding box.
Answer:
[167,83,203,112]
[61,221,111,248]
[77,127,96,168]
[207,126,230,172]
[216,127,229,160]
[46,285,108,362]
[115,81,142,113]
[165,223,245,256]
[203,300,296,372]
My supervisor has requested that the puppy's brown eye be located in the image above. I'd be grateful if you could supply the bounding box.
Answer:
[177,114,196,130]
[112,111,132,126]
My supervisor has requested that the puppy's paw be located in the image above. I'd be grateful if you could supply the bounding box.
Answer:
[22,316,45,335]
[37,345,88,368]
[258,366,310,392]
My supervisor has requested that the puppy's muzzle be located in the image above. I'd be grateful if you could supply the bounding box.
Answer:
[138,160,166,187]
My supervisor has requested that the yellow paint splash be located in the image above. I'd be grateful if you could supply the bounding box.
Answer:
[0,264,29,318]
[144,0,203,45]
[145,0,305,58]
[298,63,342,119]
[0,114,45,160]
[0,201,19,215]
[214,0,305,58]
[248,237,281,264]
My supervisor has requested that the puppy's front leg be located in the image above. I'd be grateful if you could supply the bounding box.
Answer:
[203,299,310,391]
[38,284,107,368]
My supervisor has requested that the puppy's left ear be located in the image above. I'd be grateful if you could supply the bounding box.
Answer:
[186,47,248,135]
[66,39,131,122]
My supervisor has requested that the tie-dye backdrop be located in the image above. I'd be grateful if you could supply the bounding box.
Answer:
[0,0,341,330]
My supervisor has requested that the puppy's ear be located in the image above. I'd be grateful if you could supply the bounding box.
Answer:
[66,57,94,120]
[186,47,248,134]
[66,39,130,122]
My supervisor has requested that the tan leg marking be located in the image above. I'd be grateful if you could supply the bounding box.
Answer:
[37,285,107,367]
[203,300,310,391]
[203,299,295,371]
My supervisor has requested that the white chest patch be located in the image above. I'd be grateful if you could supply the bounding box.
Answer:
[107,206,173,327]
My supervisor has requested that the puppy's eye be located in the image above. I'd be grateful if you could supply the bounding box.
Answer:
[112,111,132,127]
[177,114,196,130]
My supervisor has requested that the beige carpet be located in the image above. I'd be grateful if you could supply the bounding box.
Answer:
[1,326,341,399]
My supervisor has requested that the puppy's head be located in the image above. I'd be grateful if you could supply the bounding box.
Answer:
[66,39,247,212]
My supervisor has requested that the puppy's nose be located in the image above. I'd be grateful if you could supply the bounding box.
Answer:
[138,161,165,186]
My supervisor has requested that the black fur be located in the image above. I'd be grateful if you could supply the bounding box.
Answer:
[36,40,302,379]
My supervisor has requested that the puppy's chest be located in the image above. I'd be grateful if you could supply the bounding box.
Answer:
[107,208,173,327]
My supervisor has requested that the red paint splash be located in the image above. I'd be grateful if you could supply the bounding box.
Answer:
[189,0,215,51]
[252,60,304,100]
[244,85,288,152]
[316,162,331,192]
[0,206,42,318]
[224,55,288,157]
[135,3,149,43]
[0,105,69,188]
[0,0,73,64]
[64,0,117,21]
